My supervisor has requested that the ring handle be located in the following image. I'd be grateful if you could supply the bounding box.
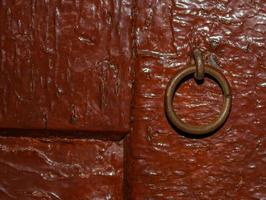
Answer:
[164,65,232,135]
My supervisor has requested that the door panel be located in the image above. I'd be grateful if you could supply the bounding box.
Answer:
[0,136,123,200]
[127,0,266,199]
[0,0,133,138]
[0,1,129,199]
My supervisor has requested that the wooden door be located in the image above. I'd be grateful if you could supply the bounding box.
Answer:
[0,0,265,199]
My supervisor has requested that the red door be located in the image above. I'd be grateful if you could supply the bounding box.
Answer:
[0,0,265,199]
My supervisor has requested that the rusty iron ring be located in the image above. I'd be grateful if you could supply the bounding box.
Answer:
[165,65,232,135]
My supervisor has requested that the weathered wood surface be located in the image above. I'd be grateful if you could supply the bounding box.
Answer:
[0,1,129,199]
[0,136,124,200]
[0,0,133,138]
[0,0,266,199]
[127,0,266,199]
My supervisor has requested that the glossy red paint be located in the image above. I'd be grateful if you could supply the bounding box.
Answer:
[0,0,134,138]
[127,0,266,199]
[0,0,265,199]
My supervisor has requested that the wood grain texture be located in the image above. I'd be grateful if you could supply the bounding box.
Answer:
[127,0,266,199]
[0,0,134,138]
[0,1,129,198]
[0,136,124,200]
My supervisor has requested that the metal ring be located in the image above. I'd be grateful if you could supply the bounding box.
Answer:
[165,65,232,135]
